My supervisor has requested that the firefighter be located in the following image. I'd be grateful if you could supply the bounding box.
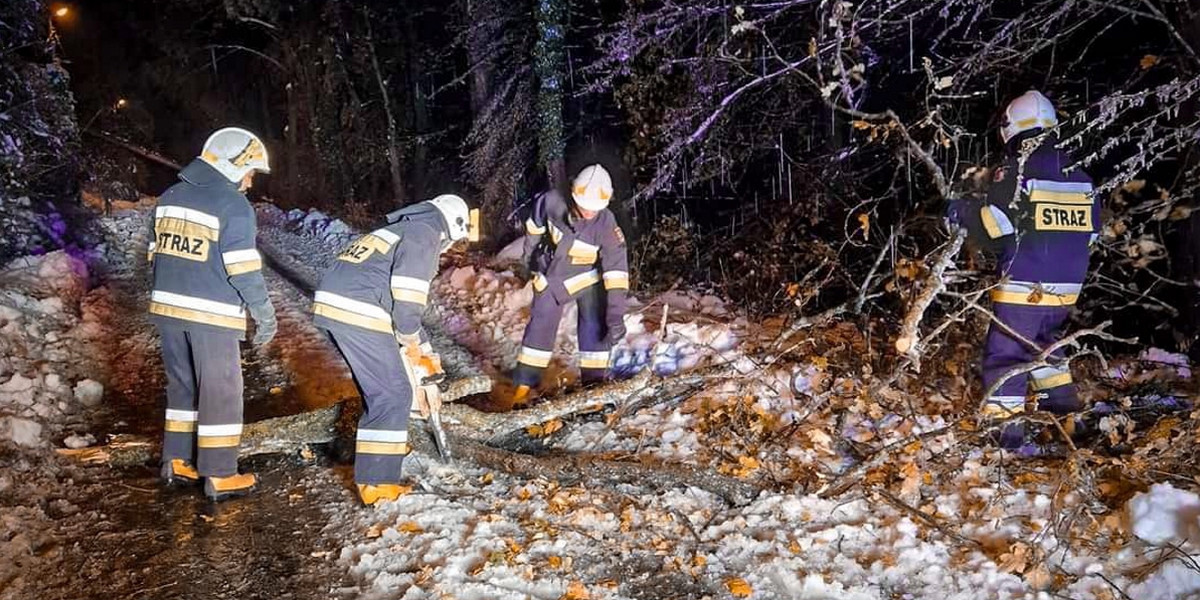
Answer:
[150,127,276,500]
[313,195,478,506]
[946,90,1100,447]
[511,164,629,405]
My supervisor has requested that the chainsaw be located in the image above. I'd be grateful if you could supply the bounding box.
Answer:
[410,353,452,462]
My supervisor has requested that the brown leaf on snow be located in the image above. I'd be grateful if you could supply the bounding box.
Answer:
[398,521,423,534]
[561,581,590,600]
[527,418,564,438]
[548,555,563,569]
[725,577,753,597]
[998,542,1030,574]
[365,524,384,539]
[1025,564,1052,589]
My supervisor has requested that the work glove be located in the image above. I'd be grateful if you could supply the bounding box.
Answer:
[248,301,277,345]
[606,319,627,346]
[944,198,966,229]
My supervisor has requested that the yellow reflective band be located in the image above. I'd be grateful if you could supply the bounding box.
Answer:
[355,441,411,455]
[1031,372,1073,391]
[525,218,546,236]
[532,273,549,292]
[197,435,241,448]
[517,347,553,368]
[149,302,247,330]
[312,303,394,334]
[1012,117,1055,130]
[233,138,266,167]
[391,289,429,305]
[564,271,601,295]
[225,259,262,276]
[990,290,1078,306]
[1029,189,1091,205]
[603,276,629,290]
[980,206,1003,239]
[164,419,197,433]
[579,356,610,369]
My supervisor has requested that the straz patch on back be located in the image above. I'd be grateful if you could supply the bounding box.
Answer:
[337,233,394,264]
[154,217,218,262]
[1034,203,1093,232]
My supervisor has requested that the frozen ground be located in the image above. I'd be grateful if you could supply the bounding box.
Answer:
[2,201,1198,600]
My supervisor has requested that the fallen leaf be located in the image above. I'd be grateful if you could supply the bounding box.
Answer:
[398,521,423,533]
[998,542,1030,574]
[526,419,564,438]
[726,577,753,597]
[1140,54,1159,69]
[365,524,384,539]
[548,555,563,569]
[561,580,590,600]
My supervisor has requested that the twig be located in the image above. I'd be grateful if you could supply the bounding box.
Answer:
[894,227,967,370]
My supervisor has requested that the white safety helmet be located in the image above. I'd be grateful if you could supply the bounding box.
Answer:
[571,164,614,212]
[1001,90,1058,143]
[200,127,271,183]
[427,194,480,244]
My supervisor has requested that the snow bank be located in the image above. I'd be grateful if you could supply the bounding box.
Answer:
[0,250,108,449]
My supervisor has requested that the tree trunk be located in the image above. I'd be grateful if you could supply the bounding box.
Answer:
[404,10,429,200]
[364,14,405,206]
[534,0,567,185]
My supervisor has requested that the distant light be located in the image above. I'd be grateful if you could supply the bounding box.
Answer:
[54,6,69,17]
[116,98,128,109]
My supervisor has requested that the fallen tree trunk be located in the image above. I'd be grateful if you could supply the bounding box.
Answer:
[442,369,728,443]
[408,427,763,506]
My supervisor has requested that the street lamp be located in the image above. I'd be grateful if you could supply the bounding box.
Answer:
[54,6,69,17]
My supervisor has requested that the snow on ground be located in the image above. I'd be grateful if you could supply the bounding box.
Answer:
[0,248,110,450]
[253,205,1200,599]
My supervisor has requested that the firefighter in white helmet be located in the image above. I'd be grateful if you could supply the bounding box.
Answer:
[945,90,1099,449]
[510,164,630,405]
[313,194,479,506]
[150,127,275,500]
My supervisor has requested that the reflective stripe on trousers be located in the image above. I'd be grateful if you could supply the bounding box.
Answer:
[981,303,1080,415]
[324,326,416,485]
[513,283,611,387]
[159,327,244,477]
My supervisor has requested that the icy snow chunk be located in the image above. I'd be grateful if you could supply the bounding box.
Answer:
[504,285,533,311]
[73,379,104,407]
[0,305,21,325]
[1129,483,1200,546]
[321,219,353,241]
[0,417,43,447]
[0,373,35,394]
[63,433,95,449]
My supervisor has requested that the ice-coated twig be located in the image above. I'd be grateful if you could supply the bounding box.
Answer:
[894,227,967,370]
